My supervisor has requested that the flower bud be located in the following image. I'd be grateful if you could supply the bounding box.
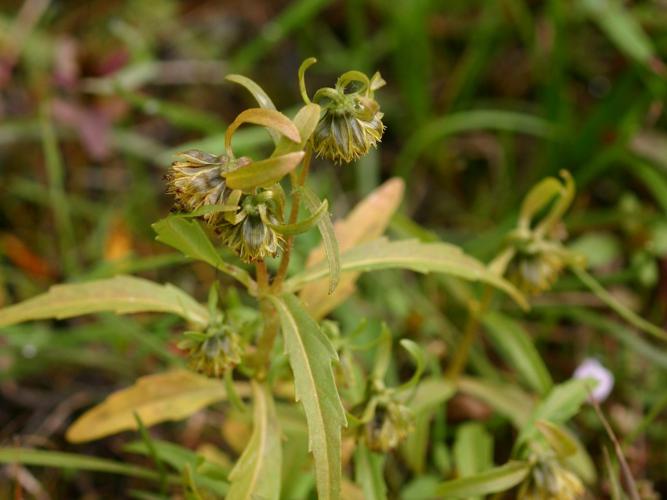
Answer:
[311,71,386,164]
[519,455,585,500]
[364,400,414,453]
[178,319,243,379]
[508,248,566,296]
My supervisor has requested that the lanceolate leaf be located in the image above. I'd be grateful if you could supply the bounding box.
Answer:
[269,294,347,500]
[287,238,527,309]
[518,378,593,445]
[225,151,305,191]
[67,370,245,443]
[301,186,340,295]
[436,461,530,498]
[300,178,404,318]
[0,275,208,329]
[227,381,282,500]
[152,216,255,291]
[482,311,553,395]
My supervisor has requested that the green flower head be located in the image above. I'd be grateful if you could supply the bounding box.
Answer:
[178,313,244,379]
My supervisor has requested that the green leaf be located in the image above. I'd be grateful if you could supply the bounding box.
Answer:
[396,339,425,392]
[152,216,255,291]
[482,312,553,395]
[225,151,305,191]
[518,378,594,445]
[227,381,282,500]
[572,266,667,342]
[225,75,279,142]
[286,238,527,309]
[458,377,533,428]
[225,108,300,154]
[268,294,347,500]
[403,378,456,416]
[0,448,168,482]
[301,186,341,295]
[66,370,246,442]
[300,178,405,318]
[453,423,493,500]
[273,103,321,156]
[354,442,387,500]
[436,461,530,498]
[268,198,328,235]
[0,275,208,329]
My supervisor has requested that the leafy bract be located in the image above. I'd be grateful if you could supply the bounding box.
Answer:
[67,370,243,442]
[152,216,255,291]
[269,294,346,500]
[288,238,528,310]
[225,75,278,146]
[301,186,340,295]
[225,108,300,154]
[436,461,530,498]
[227,381,282,500]
[273,103,321,156]
[225,151,305,191]
[299,178,404,318]
[0,275,208,329]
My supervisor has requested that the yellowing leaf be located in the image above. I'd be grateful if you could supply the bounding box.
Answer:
[299,178,405,318]
[225,108,300,153]
[269,294,347,500]
[66,370,246,443]
[272,103,321,157]
[0,275,209,329]
[227,381,282,500]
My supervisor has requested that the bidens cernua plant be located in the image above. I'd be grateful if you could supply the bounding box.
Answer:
[1,58,665,500]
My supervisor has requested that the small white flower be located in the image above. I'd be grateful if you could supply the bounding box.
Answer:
[573,358,614,402]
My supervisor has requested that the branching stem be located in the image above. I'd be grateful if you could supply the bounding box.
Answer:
[445,286,494,381]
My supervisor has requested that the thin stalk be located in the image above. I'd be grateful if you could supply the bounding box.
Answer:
[272,146,313,292]
[445,287,494,381]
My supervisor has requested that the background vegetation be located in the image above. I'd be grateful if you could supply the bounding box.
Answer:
[1,0,667,497]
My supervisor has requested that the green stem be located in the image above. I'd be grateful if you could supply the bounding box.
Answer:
[272,145,313,292]
[445,287,494,381]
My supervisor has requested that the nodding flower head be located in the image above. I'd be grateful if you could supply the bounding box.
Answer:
[178,313,243,379]
[216,186,285,263]
[165,149,251,225]
[308,69,386,165]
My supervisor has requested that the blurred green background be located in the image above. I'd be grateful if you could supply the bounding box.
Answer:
[1,0,667,497]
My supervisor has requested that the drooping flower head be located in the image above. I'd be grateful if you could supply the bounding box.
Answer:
[363,399,414,453]
[165,150,250,225]
[216,185,286,263]
[299,58,386,164]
